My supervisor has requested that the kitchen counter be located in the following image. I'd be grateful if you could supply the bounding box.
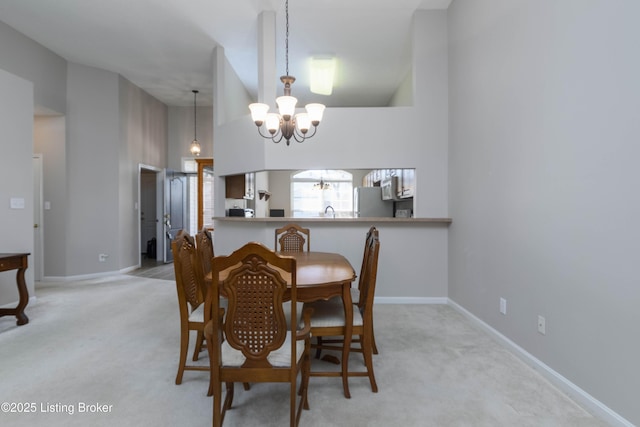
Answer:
[214,217,452,224]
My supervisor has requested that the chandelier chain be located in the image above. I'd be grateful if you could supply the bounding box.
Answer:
[285,0,289,76]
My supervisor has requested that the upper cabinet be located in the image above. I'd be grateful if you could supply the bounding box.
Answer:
[363,168,414,199]
[225,173,255,199]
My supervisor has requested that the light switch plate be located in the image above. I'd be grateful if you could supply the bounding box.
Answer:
[10,197,25,209]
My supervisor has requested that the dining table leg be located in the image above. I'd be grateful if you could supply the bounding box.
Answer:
[341,283,353,399]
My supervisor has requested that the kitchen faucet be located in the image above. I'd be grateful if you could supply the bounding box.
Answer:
[324,205,335,218]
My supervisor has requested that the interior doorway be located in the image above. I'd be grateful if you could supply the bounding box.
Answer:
[33,154,43,281]
[138,165,162,267]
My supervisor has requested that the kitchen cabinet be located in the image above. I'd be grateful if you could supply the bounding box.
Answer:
[225,173,255,199]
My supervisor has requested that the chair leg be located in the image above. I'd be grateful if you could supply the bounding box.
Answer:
[207,338,214,397]
[223,382,234,413]
[291,378,297,427]
[176,325,189,385]
[213,380,222,427]
[314,336,323,359]
[371,321,379,355]
[361,327,378,393]
[193,330,204,361]
[302,350,311,410]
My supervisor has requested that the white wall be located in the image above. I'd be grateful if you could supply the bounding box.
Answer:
[448,0,640,424]
[212,11,450,299]
[214,12,449,220]
[0,69,34,305]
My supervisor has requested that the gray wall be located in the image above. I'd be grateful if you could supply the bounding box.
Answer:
[0,20,66,114]
[66,63,121,275]
[0,69,34,304]
[118,77,169,271]
[2,21,170,279]
[448,0,640,424]
[168,105,213,171]
[33,116,67,277]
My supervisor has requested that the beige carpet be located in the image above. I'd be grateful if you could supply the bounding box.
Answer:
[0,275,609,427]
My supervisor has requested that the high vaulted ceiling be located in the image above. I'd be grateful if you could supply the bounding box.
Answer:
[0,0,452,108]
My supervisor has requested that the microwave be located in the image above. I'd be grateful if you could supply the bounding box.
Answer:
[381,177,398,201]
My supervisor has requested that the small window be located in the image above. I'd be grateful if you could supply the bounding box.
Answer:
[291,170,353,217]
[182,158,198,173]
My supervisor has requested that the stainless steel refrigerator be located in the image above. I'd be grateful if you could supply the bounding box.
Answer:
[353,187,394,217]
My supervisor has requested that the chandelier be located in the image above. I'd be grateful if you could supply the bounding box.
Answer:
[313,177,330,190]
[249,0,325,146]
[189,90,201,156]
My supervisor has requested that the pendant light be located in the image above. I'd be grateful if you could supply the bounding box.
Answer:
[190,90,201,156]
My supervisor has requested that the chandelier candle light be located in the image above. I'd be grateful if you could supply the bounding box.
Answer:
[249,0,325,146]
[190,90,201,156]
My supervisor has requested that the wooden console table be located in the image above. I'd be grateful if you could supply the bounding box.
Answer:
[0,253,30,325]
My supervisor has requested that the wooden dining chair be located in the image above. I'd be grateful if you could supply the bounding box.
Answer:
[204,242,313,427]
[275,223,310,252]
[196,228,214,297]
[355,226,379,355]
[171,230,208,385]
[303,228,381,393]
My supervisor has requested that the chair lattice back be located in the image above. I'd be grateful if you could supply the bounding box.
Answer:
[275,223,310,252]
[223,255,288,367]
[208,242,298,369]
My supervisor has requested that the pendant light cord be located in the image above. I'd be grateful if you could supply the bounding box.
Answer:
[285,0,289,76]
[193,90,198,141]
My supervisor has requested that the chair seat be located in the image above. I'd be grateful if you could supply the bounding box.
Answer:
[189,303,204,323]
[303,297,364,328]
[221,334,306,367]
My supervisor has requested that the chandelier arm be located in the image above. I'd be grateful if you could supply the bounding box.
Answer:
[256,126,280,140]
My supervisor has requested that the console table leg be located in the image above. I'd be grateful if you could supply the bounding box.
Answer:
[14,267,30,325]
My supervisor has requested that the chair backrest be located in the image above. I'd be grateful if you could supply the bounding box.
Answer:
[172,230,204,319]
[206,242,298,369]
[356,226,377,307]
[275,223,310,252]
[196,228,214,277]
[359,228,380,314]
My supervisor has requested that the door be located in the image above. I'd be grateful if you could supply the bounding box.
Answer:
[196,158,214,230]
[140,169,158,260]
[33,155,43,281]
[164,170,187,263]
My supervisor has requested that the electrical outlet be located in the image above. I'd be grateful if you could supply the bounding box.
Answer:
[99,254,108,262]
[499,298,507,315]
[538,315,546,335]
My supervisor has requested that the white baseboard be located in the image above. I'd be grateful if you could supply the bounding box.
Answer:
[375,296,448,304]
[41,265,140,282]
[0,295,37,309]
[447,299,634,427]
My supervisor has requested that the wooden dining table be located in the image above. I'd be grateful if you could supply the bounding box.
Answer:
[205,251,357,398]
